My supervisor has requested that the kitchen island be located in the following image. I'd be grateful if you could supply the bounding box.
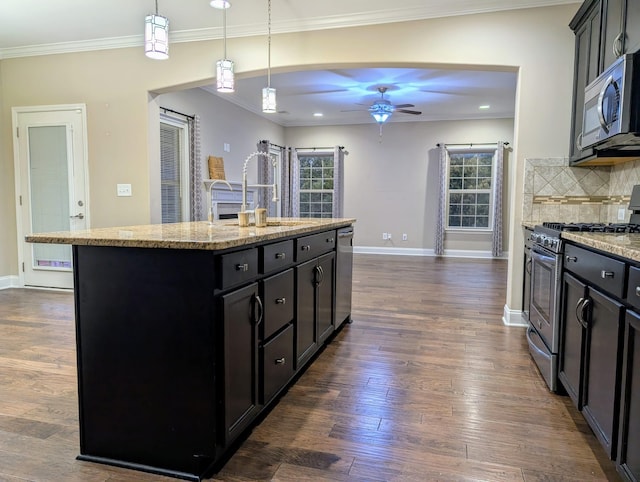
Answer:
[26,218,355,481]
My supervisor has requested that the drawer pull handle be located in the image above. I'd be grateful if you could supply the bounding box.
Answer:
[326,238,334,243]
[566,256,577,262]
[235,263,249,272]
[636,286,640,297]
[275,357,286,365]
[301,245,311,251]
[275,297,286,305]
[601,270,614,279]
[275,252,286,259]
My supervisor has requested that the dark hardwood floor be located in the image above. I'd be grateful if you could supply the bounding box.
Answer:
[0,255,620,481]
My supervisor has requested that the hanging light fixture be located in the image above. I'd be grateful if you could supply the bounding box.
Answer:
[145,0,169,60]
[212,1,234,92]
[262,0,277,113]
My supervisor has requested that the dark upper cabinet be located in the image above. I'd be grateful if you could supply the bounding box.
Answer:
[602,0,625,70]
[570,1,601,162]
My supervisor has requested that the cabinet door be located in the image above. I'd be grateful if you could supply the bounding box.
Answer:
[570,2,601,161]
[222,283,260,445]
[559,273,588,408]
[296,259,318,368]
[623,0,640,55]
[317,252,335,344]
[618,310,640,481]
[582,287,624,459]
[602,0,624,69]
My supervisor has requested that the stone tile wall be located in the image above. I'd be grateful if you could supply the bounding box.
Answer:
[522,157,640,223]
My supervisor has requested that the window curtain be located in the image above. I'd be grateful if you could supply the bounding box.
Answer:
[189,115,203,221]
[434,142,505,257]
[333,146,345,218]
[280,146,297,217]
[434,144,448,256]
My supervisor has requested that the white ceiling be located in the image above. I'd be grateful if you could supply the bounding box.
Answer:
[0,0,579,126]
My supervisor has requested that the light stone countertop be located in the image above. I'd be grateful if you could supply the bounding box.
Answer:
[25,218,356,251]
[561,231,640,263]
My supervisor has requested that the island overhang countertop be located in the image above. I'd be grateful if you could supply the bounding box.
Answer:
[26,217,356,251]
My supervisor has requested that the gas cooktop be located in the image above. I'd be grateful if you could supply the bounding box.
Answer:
[541,222,640,233]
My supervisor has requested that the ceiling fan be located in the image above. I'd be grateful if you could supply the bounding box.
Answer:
[365,87,422,124]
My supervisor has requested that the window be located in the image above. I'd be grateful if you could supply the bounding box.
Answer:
[298,153,335,218]
[446,151,494,229]
[160,116,190,223]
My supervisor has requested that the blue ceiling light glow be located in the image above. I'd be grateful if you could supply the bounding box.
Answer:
[369,100,393,124]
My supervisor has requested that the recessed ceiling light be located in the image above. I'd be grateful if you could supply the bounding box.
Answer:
[313,113,323,117]
[479,105,491,110]
[210,0,231,9]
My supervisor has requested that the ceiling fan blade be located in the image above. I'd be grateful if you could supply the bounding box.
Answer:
[393,103,415,109]
[396,109,422,115]
[340,108,369,112]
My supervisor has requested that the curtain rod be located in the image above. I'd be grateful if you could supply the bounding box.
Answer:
[295,146,345,151]
[259,140,287,150]
[160,107,195,120]
[436,142,509,147]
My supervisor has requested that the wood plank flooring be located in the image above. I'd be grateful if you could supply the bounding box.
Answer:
[0,255,621,481]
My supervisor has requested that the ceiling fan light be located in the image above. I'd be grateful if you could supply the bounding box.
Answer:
[216,59,235,92]
[262,87,277,113]
[372,112,391,124]
[144,13,169,60]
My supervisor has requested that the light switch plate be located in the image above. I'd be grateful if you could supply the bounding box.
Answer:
[618,207,626,220]
[117,184,132,197]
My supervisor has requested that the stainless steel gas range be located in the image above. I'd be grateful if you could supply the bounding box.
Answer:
[526,221,640,392]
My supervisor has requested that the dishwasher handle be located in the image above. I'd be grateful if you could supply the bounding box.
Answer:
[338,229,353,238]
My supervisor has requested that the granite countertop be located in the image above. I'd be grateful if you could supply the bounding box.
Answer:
[25,218,356,251]
[562,231,640,263]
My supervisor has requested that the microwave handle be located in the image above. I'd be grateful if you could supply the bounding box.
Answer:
[576,132,583,151]
[597,75,615,132]
[613,32,624,58]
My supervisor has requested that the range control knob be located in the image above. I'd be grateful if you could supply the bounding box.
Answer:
[548,239,557,249]
[543,237,549,246]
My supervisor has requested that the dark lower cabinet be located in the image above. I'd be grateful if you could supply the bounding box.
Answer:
[221,283,261,446]
[261,324,295,404]
[296,252,335,368]
[618,310,640,482]
[559,272,588,408]
[582,287,624,458]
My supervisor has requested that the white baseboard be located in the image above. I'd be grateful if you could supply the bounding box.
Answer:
[502,304,528,327]
[354,246,509,259]
[0,276,20,290]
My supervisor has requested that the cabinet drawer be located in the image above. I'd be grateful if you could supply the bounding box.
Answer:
[564,244,625,298]
[261,323,294,404]
[219,248,258,290]
[296,230,336,262]
[261,269,294,340]
[261,240,294,275]
[626,266,640,311]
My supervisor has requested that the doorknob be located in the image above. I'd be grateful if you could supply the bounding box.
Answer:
[70,213,84,219]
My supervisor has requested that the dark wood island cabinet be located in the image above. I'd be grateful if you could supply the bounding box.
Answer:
[26,218,355,481]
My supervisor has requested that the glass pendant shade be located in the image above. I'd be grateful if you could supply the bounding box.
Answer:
[372,112,390,123]
[145,14,169,60]
[262,87,277,113]
[216,59,235,92]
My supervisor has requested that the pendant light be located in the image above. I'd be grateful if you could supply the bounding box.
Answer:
[145,0,169,60]
[212,1,234,92]
[262,0,276,113]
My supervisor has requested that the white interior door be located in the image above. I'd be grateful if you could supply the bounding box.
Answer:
[13,106,89,289]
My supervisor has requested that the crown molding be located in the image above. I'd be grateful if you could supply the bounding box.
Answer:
[0,0,578,59]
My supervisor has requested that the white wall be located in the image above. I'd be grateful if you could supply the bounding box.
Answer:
[285,118,514,251]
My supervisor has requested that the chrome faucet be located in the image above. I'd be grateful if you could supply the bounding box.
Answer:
[207,179,233,224]
[241,151,279,213]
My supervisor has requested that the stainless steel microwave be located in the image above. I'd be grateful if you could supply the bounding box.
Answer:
[581,53,640,150]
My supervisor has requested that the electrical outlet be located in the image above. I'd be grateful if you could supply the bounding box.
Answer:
[382,233,388,240]
[402,233,408,241]
[619,208,626,220]
[117,184,132,197]
[387,233,392,240]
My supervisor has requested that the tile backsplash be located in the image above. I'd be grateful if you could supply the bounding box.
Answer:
[523,158,640,223]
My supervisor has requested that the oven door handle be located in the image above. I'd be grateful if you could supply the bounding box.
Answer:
[575,297,590,329]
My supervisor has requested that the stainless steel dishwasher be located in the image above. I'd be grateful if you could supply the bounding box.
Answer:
[335,226,354,326]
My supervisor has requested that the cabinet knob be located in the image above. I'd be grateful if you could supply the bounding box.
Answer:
[275,252,286,259]
[275,297,286,305]
[275,357,286,365]
[301,245,311,251]
[235,263,249,272]
[601,270,614,279]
